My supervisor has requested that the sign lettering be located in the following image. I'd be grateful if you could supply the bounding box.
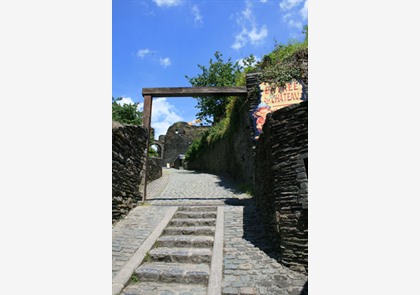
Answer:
[251,79,306,140]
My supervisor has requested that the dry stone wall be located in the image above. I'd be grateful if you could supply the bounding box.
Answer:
[112,121,148,223]
[147,157,162,182]
[254,101,308,273]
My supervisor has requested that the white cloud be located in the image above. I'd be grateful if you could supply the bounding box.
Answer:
[248,26,268,43]
[231,1,268,50]
[152,98,183,138]
[279,0,307,31]
[282,13,293,21]
[241,5,253,21]
[191,5,203,24]
[260,0,268,3]
[137,49,153,58]
[300,0,308,20]
[279,0,304,11]
[137,98,183,139]
[159,57,171,68]
[116,97,135,106]
[153,0,182,7]
[232,28,248,50]
[288,19,303,29]
[137,49,172,68]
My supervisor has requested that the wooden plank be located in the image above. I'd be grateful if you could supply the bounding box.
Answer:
[142,95,152,129]
[142,87,247,97]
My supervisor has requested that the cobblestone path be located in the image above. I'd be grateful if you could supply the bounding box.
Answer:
[112,206,172,278]
[147,169,250,206]
[113,168,308,295]
[223,206,307,295]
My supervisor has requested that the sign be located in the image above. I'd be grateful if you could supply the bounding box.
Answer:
[251,79,306,140]
[260,80,305,111]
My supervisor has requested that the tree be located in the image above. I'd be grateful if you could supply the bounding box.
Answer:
[185,51,241,124]
[112,97,143,125]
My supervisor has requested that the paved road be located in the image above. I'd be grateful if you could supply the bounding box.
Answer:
[112,168,308,294]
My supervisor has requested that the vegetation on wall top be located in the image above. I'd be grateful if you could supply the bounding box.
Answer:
[256,25,308,88]
[185,26,308,165]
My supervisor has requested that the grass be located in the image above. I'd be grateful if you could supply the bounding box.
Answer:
[143,251,152,263]
[130,273,139,283]
[234,182,255,196]
[138,201,151,206]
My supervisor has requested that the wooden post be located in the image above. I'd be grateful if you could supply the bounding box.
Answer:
[143,95,152,129]
[142,95,153,203]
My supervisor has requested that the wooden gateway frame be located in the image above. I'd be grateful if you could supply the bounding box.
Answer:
[141,86,247,202]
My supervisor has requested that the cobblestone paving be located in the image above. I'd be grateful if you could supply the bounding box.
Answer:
[114,169,308,294]
[112,205,173,277]
[223,204,308,295]
[146,169,171,200]
[147,169,250,206]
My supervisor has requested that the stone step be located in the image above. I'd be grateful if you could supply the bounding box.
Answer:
[169,218,216,227]
[178,206,218,212]
[157,235,214,248]
[122,282,207,295]
[163,226,215,236]
[149,200,225,206]
[149,247,212,264]
[135,262,210,285]
[174,211,217,219]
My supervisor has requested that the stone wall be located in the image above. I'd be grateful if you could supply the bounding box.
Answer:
[185,102,257,182]
[254,101,308,273]
[162,122,210,167]
[147,157,162,182]
[185,74,260,183]
[112,121,148,223]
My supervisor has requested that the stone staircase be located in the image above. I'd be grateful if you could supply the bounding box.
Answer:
[122,206,218,294]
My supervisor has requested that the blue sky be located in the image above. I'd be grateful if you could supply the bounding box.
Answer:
[113,0,308,138]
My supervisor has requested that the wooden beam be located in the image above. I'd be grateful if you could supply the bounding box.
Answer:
[142,95,152,129]
[142,87,247,98]
[142,95,152,203]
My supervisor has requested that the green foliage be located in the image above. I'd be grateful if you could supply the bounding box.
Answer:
[112,97,143,125]
[257,26,308,88]
[130,274,139,283]
[185,96,244,162]
[148,146,159,158]
[144,251,151,262]
[235,182,255,196]
[235,54,258,86]
[185,51,242,124]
